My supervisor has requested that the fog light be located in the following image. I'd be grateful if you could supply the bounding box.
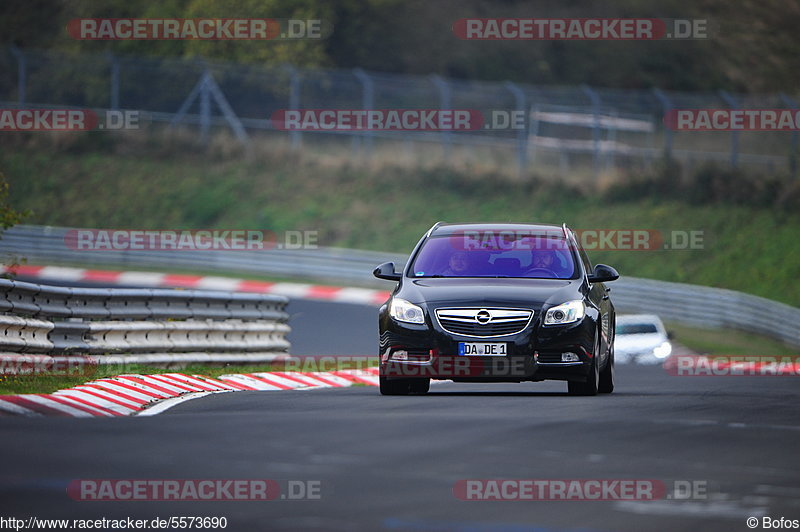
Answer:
[392,350,408,361]
[562,352,580,362]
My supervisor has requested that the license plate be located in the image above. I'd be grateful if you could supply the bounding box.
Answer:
[458,342,507,356]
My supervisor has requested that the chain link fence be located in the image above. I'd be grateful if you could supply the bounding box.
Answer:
[1,47,797,177]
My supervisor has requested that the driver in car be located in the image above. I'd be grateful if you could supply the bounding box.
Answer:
[528,248,571,278]
[531,249,557,270]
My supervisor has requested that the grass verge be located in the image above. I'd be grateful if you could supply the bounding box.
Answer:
[3,136,798,306]
[665,322,799,358]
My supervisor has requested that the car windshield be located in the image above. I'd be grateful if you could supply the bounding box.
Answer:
[616,323,659,335]
[410,234,578,279]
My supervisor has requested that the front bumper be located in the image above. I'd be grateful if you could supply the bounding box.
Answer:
[379,311,597,382]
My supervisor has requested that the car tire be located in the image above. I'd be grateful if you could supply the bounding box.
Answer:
[409,378,430,394]
[568,337,600,396]
[599,344,614,394]
[379,376,411,395]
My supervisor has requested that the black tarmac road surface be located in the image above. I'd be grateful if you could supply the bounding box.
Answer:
[2,284,798,531]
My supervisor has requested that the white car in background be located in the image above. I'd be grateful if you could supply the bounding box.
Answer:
[614,314,673,364]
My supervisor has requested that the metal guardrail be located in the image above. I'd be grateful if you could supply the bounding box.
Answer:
[610,277,800,349]
[1,225,798,349]
[0,225,404,287]
[0,277,290,360]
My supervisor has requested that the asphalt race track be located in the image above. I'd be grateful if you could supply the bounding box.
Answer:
[1,286,799,531]
[1,366,798,531]
[287,299,376,356]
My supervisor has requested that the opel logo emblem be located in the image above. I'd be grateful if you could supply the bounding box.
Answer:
[475,309,492,325]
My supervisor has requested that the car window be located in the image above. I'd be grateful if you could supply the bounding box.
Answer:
[410,234,578,279]
[616,323,659,335]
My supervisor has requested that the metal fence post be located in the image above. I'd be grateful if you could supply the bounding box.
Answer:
[529,104,540,165]
[169,68,248,146]
[504,81,527,178]
[288,67,301,149]
[653,88,673,159]
[606,109,617,171]
[780,93,798,177]
[354,68,374,160]
[205,74,250,146]
[171,73,208,130]
[430,75,452,164]
[720,91,739,168]
[10,46,26,108]
[108,52,119,110]
[582,85,602,179]
[199,71,211,143]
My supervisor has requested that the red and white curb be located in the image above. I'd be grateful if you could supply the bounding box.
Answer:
[0,265,390,306]
[0,368,380,418]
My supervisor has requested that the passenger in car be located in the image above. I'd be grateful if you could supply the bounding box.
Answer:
[442,252,470,276]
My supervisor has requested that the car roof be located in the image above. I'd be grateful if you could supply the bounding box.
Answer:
[430,222,567,237]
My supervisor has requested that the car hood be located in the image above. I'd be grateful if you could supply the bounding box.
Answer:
[401,277,583,309]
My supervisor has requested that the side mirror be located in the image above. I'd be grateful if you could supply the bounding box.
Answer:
[373,262,402,281]
[667,330,675,340]
[587,264,619,283]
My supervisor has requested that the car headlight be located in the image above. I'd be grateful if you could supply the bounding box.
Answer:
[390,298,425,324]
[653,341,672,358]
[544,300,585,325]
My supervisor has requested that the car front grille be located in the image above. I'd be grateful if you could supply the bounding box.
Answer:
[435,308,533,338]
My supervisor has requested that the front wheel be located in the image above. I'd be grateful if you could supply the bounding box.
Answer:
[568,338,600,396]
[599,345,614,394]
[409,378,430,394]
